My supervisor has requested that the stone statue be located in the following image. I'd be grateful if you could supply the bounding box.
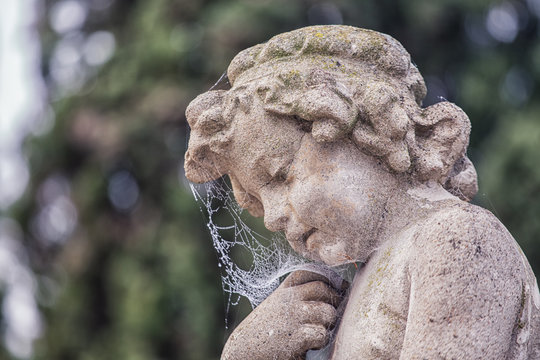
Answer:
[184,25,540,359]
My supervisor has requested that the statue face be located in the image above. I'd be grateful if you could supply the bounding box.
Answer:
[228,95,401,265]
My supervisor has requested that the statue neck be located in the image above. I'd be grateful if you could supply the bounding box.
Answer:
[372,180,460,254]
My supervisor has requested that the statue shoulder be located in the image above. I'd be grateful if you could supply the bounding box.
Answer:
[400,202,540,359]
[411,202,516,260]
[407,201,529,287]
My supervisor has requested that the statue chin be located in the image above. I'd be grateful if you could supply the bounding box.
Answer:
[304,232,355,266]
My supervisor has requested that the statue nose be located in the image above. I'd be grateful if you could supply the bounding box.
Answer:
[260,187,290,232]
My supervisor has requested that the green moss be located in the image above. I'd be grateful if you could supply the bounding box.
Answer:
[278,69,302,87]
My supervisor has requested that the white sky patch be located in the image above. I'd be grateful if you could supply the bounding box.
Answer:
[0,1,47,359]
[0,152,30,209]
[0,0,47,210]
[0,218,43,359]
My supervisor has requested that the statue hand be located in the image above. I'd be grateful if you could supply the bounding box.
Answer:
[222,270,346,360]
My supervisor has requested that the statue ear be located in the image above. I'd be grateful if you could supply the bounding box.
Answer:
[412,102,471,182]
[184,148,227,183]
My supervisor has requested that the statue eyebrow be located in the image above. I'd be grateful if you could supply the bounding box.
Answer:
[265,132,307,186]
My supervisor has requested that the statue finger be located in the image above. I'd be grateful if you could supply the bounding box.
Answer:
[297,324,330,352]
[281,270,333,288]
[299,301,337,328]
[294,281,342,307]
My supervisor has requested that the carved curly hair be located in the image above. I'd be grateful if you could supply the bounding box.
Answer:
[185,25,478,201]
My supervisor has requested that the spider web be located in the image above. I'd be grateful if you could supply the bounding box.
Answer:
[189,177,354,316]
[190,178,304,309]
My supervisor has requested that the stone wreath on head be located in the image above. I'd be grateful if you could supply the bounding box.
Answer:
[185,25,478,202]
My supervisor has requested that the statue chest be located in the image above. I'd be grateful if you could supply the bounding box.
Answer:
[331,239,412,359]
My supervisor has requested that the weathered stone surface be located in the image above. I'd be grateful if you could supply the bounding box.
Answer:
[185,25,540,359]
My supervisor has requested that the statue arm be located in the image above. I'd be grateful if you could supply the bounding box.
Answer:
[400,206,524,359]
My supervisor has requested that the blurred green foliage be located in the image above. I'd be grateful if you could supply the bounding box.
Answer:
[5,0,540,359]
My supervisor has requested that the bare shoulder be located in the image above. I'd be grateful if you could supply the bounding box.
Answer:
[401,201,540,359]
[406,200,531,310]
[410,201,522,271]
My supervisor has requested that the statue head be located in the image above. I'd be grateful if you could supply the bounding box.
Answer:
[184,25,478,264]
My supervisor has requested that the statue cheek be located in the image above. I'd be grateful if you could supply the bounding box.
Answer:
[290,190,356,249]
[288,179,330,223]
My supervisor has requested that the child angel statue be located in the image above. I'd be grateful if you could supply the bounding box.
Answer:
[184,25,540,359]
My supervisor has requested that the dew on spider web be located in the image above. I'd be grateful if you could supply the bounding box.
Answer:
[189,177,355,328]
[190,177,309,309]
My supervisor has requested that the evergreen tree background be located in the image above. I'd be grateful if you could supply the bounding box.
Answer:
[2,0,539,358]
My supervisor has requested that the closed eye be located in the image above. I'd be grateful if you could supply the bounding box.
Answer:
[264,162,292,187]
[273,171,287,183]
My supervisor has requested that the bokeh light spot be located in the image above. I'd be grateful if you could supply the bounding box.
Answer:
[49,32,87,93]
[83,31,116,66]
[34,196,78,246]
[0,218,42,359]
[486,2,519,43]
[37,174,71,206]
[500,67,533,106]
[107,170,140,212]
[0,152,29,210]
[49,0,88,35]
